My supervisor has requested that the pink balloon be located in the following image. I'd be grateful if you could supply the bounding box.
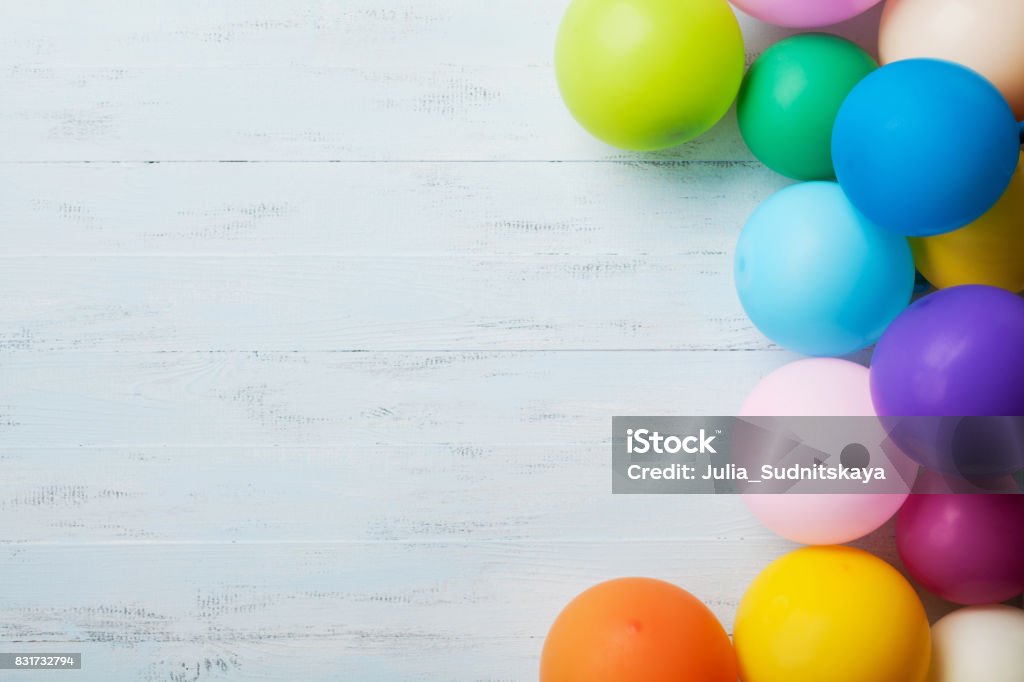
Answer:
[739,357,873,416]
[739,358,908,545]
[731,0,882,28]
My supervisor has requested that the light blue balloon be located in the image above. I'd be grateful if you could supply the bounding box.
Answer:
[735,182,914,356]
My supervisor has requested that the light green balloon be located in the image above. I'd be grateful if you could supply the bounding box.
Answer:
[555,0,745,151]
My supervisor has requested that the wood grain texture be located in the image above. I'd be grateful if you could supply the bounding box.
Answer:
[0,539,779,681]
[0,2,904,680]
[0,532,955,682]
[0,350,797,448]
[0,1,882,162]
[0,161,787,256]
[0,161,786,352]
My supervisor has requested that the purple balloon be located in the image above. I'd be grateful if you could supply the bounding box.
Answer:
[897,494,1024,605]
[872,285,1024,415]
[871,285,1024,476]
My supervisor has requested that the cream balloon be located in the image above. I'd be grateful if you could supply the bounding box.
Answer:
[928,605,1024,682]
[739,359,907,545]
[880,0,1024,117]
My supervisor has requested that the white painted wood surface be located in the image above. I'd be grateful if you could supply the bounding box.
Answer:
[0,3,902,680]
[0,1,881,163]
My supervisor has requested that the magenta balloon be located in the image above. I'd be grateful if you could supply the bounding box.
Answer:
[897,494,1024,605]
[731,0,882,28]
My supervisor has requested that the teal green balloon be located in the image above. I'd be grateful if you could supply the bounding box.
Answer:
[737,34,876,180]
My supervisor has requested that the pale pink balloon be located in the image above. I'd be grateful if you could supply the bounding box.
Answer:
[731,0,882,28]
[880,0,1024,117]
[738,357,874,416]
[739,358,908,545]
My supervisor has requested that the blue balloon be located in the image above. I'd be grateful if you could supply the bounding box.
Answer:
[832,59,1019,237]
[913,271,932,295]
[735,182,914,356]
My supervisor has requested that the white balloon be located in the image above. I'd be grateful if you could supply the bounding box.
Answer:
[928,605,1024,682]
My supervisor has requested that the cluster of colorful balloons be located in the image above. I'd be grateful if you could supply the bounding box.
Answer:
[737,41,1023,357]
[551,0,1024,680]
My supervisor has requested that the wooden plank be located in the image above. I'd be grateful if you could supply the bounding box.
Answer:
[0,350,795,447]
[0,160,786,255]
[0,539,786,680]
[0,161,789,352]
[0,529,953,682]
[0,1,883,162]
[0,444,777,544]
[0,253,773,352]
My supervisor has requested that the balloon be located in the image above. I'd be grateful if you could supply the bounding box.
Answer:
[871,286,1024,417]
[878,413,1024,479]
[730,0,882,28]
[555,0,744,150]
[927,605,1024,682]
[911,467,1020,495]
[832,59,1020,236]
[734,181,914,356]
[734,546,931,682]
[880,0,1024,118]
[897,495,1024,605]
[912,152,1024,292]
[739,359,907,544]
[739,358,873,416]
[737,34,876,180]
[540,578,737,682]
[913,271,932,295]
[868,284,1024,475]
[871,286,1024,476]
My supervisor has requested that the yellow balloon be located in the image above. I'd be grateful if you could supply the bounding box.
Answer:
[555,0,744,151]
[912,152,1024,292]
[734,546,930,682]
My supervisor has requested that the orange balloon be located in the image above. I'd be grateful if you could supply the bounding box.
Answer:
[540,577,737,682]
